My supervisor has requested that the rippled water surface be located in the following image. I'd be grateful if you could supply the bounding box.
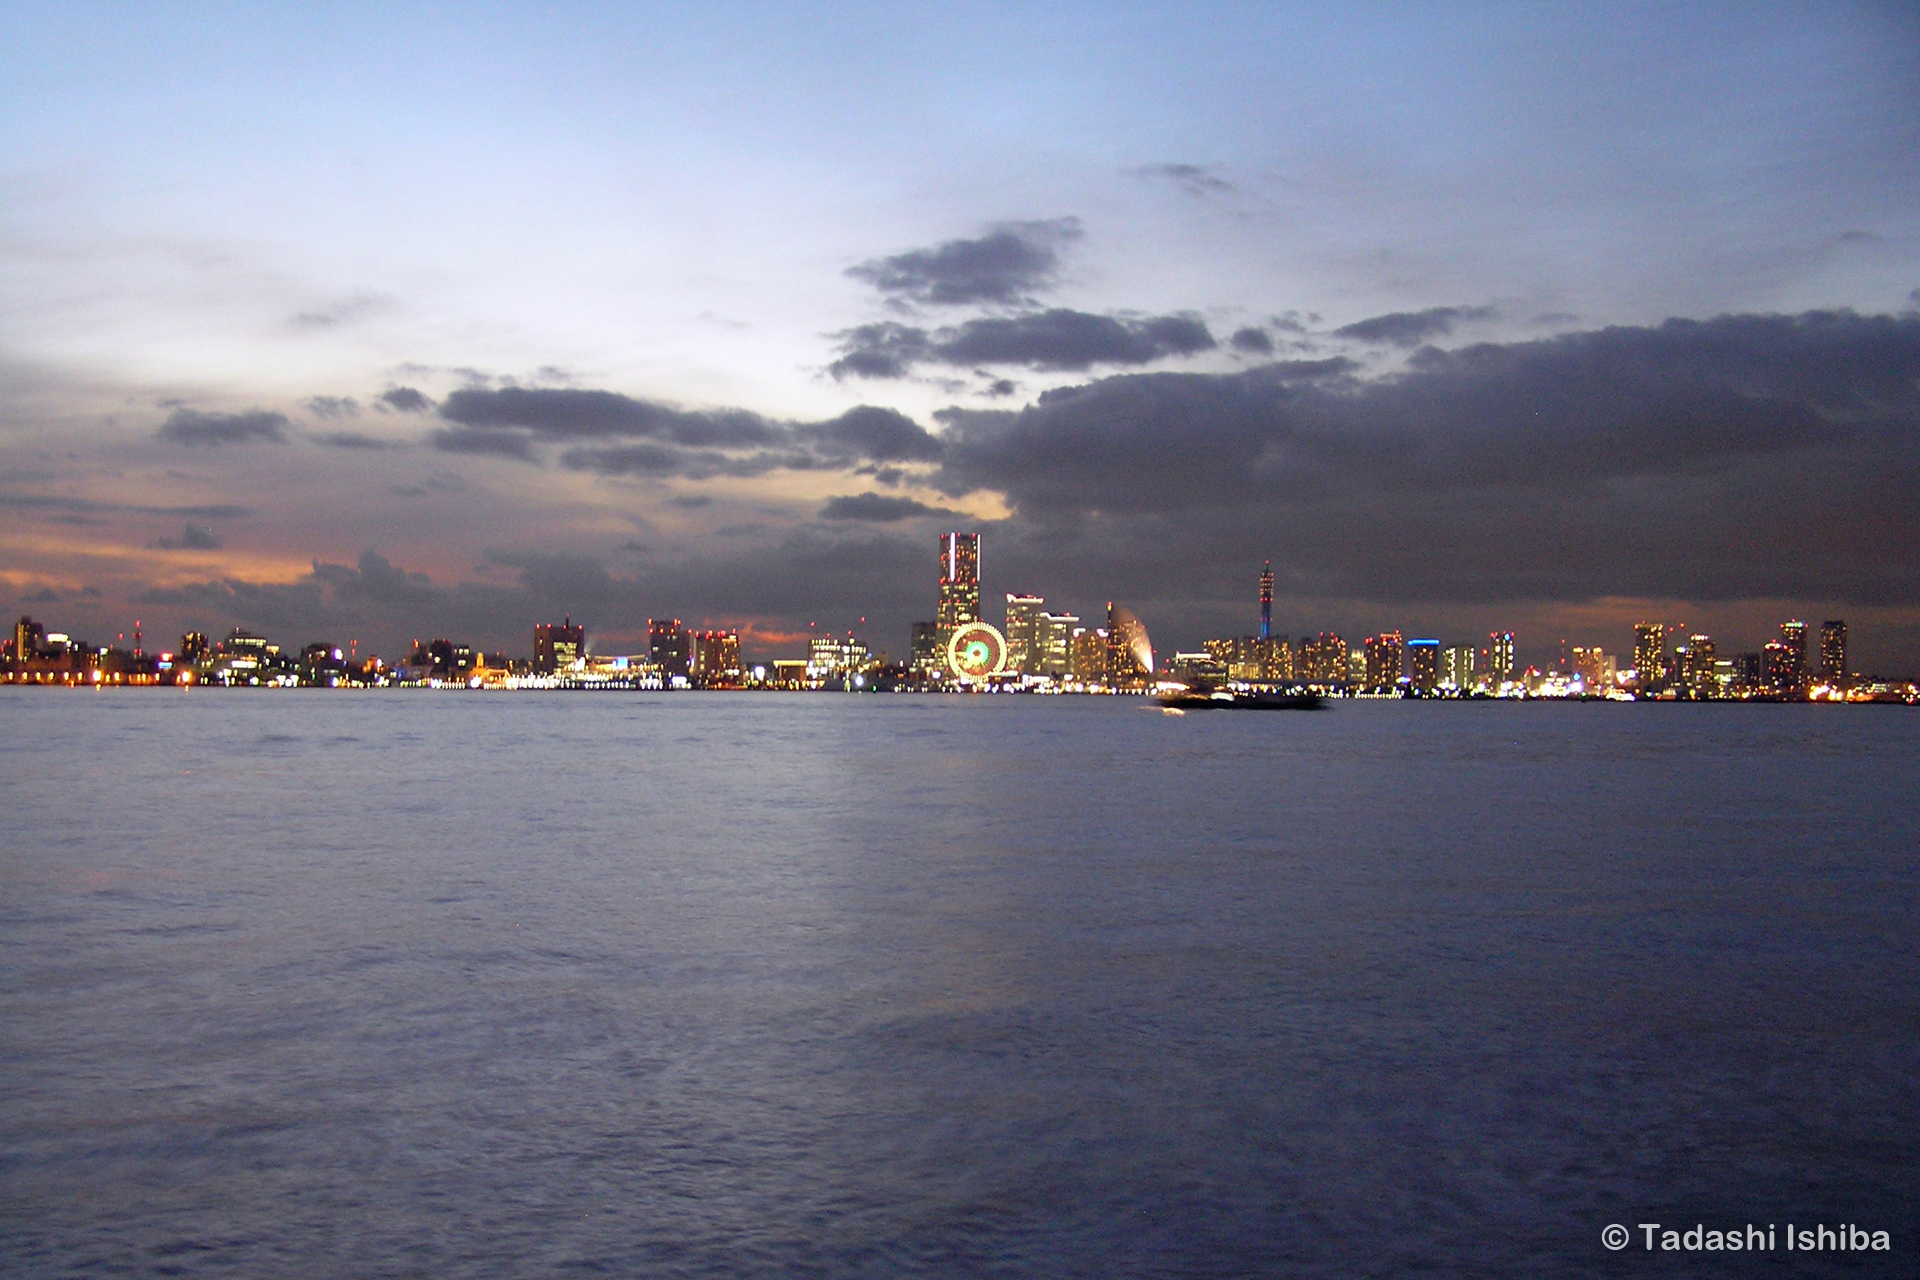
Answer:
[2,690,1916,1277]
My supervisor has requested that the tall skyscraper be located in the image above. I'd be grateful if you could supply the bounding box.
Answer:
[1363,631,1404,690]
[1033,612,1077,677]
[1683,634,1717,697]
[1004,593,1044,673]
[1488,632,1516,683]
[534,616,584,673]
[1106,604,1154,688]
[1819,620,1847,686]
[909,622,943,677]
[1632,624,1665,688]
[937,533,980,646]
[1259,562,1273,641]
[649,618,689,680]
[1779,620,1808,687]
[690,630,741,685]
[1443,645,1477,690]
[1407,639,1441,691]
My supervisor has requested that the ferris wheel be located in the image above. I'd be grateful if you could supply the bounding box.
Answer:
[945,621,1008,680]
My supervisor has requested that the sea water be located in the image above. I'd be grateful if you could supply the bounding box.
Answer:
[2,690,1915,1277]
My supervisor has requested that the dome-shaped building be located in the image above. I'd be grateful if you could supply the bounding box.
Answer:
[1106,604,1154,689]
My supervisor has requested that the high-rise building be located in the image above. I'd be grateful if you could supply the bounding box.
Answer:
[648,619,690,681]
[1407,639,1441,691]
[1004,593,1045,673]
[1682,634,1717,697]
[1778,620,1807,686]
[1489,632,1516,683]
[534,616,585,673]
[1070,627,1109,685]
[11,616,45,665]
[1363,631,1404,691]
[1033,612,1077,677]
[1260,636,1293,681]
[690,630,741,685]
[1442,645,1477,690]
[178,631,209,664]
[1297,633,1347,684]
[1572,646,1612,690]
[1632,623,1665,688]
[909,622,943,677]
[1259,562,1274,641]
[1762,640,1798,692]
[1820,620,1848,686]
[936,533,980,646]
[1106,604,1154,688]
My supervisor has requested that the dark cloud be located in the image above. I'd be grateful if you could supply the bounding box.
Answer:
[847,219,1081,307]
[1230,327,1275,355]
[818,493,959,522]
[428,426,538,460]
[313,431,397,450]
[830,310,1216,379]
[1335,305,1498,347]
[152,524,222,550]
[157,408,288,447]
[798,406,943,462]
[304,396,360,419]
[925,310,1920,614]
[1135,163,1235,197]
[0,493,250,520]
[440,387,782,447]
[379,386,434,413]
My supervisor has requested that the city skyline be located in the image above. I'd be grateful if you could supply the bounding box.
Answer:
[4,6,1919,674]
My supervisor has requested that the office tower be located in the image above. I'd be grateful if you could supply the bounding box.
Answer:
[1632,624,1665,687]
[178,631,209,663]
[1572,647,1610,690]
[1363,631,1404,691]
[1297,633,1346,684]
[1732,652,1762,689]
[11,616,45,664]
[909,622,943,677]
[1761,641,1797,692]
[1070,627,1109,684]
[1407,639,1441,691]
[1259,562,1273,640]
[1106,604,1154,687]
[936,533,980,645]
[1004,593,1044,673]
[1820,620,1847,685]
[1260,636,1293,681]
[1778,620,1807,685]
[1443,645,1476,690]
[1683,634,1717,696]
[648,619,690,681]
[534,617,584,673]
[691,630,741,685]
[1489,632,1516,682]
[1033,612,1077,677]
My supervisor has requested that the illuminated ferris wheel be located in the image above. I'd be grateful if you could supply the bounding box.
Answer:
[945,621,1008,680]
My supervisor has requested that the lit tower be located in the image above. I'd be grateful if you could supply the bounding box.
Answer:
[1259,562,1273,641]
[1820,620,1848,687]
[936,533,980,647]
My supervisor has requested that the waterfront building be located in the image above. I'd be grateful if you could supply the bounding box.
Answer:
[1259,636,1293,681]
[1070,627,1109,685]
[1258,562,1274,640]
[1571,646,1614,691]
[936,533,980,648]
[534,616,584,673]
[1296,633,1347,685]
[1442,645,1476,691]
[179,631,209,664]
[1632,623,1666,688]
[1407,639,1441,692]
[1779,620,1807,686]
[1106,604,1154,689]
[1033,612,1077,677]
[808,632,871,679]
[648,619,690,681]
[690,630,741,685]
[1761,640,1798,693]
[1732,652,1762,690]
[1820,620,1848,686]
[909,622,943,677]
[1682,634,1717,696]
[1363,632,1404,691]
[1488,632,1516,683]
[1004,593,1044,673]
[10,616,45,665]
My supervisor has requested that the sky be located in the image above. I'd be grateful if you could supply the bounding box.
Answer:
[3,1,1918,672]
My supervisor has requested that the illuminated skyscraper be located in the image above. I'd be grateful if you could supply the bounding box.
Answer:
[648,618,689,681]
[1407,639,1440,691]
[1488,631,1516,683]
[534,616,584,673]
[1819,620,1847,686]
[936,533,980,645]
[1778,620,1807,688]
[1363,631,1404,691]
[690,630,741,685]
[1033,612,1077,677]
[1259,562,1273,640]
[1070,627,1109,684]
[909,622,943,677]
[1442,645,1476,690]
[1004,593,1044,673]
[1682,634,1716,697]
[1106,604,1154,688]
[1632,624,1665,688]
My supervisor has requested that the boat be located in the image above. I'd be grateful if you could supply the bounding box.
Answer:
[1153,690,1323,711]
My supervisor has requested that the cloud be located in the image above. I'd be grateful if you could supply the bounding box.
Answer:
[378,386,434,413]
[313,431,398,450]
[0,493,251,519]
[1134,163,1235,197]
[428,426,538,460]
[289,293,391,329]
[1230,327,1275,355]
[847,218,1082,307]
[157,408,288,447]
[818,493,960,522]
[152,524,222,550]
[304,396,360,419]
[439,387,783,447]
[830,309,1216,379]
[798,406,944,462]
[1335,305,1498,347]
[924,310,1920,611]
